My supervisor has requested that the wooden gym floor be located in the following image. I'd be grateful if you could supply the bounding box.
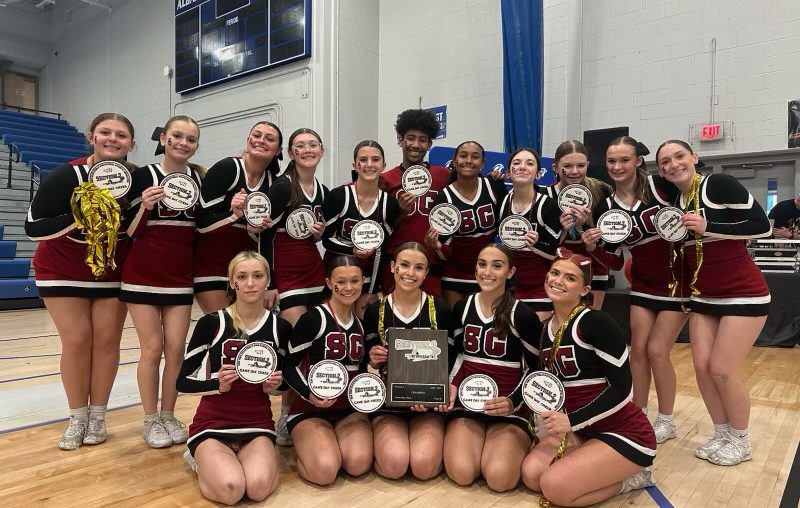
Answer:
[0,306,798,507]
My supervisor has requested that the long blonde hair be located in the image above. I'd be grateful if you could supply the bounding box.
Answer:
[226,251,271,337]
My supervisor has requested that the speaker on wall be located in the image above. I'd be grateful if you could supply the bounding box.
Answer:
[583,127,629,186]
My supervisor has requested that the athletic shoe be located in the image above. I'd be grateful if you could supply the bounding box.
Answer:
[161,416,188,444]
[708,434,752,466]
[82,415,107,445]
[695,431,728,460]
[183,448,198,473]
[58,418,87,450]
[143,418,172,448]
[653,418,677,444]
[275,411,292,446]
[620,467,655,494]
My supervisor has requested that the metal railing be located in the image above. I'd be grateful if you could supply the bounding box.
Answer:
[0,103,62,120]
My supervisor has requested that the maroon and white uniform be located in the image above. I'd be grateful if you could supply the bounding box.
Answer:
[25,163,132,298]
[262,174,328,310]
[283,304,367,432]
[177,309,291,455]
[448,294,542,435]
[119,164,203,305]
[194,157,278,293]
[433,177,506,294]
[590,175,685,311]
[379,163,451,296]
[539,307,656,467]
[673,173,771,316]
[498,190,563,311]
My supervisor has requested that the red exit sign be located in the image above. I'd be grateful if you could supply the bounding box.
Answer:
[699,123,724,141]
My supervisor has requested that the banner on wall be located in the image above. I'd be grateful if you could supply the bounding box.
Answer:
[789,100,800,149]
[428,146,556,187]
[425,106,447,140]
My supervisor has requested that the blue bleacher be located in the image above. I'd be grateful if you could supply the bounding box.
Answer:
[0,109,69,126]
[0,125,84,143]
[0,121,81,138]
[0,225,39,304]
[3,134,87,151]
[16,147,87,163]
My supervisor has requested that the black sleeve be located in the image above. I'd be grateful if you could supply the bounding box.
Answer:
[196,158,240,231]
[274,316,293,392]
[321,186,352,255]
[448,297,468,386]
[487,175,509,201]
[24,164,79,240]
[507,302,542,408]
[176,313,223,394]
[431,296,455,371]
[266,176,292,222]
[283,307,322,401]
[650,174,680,205]
[567,311,633,432]
[385,193,402,228]
[532,195,563,257]
[125,165,154,238]
[363,299,382,359]
[703,174,771,239]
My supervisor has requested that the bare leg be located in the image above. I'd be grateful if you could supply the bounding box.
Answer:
[590,290,605,310]
[443,417,486,486]
[128,303,164,415]
[481,423,530,492]
[372,414,410,479]
[355,293,378,320]
[194,439,246,505]
[629,305,656,409]
[43,297,92,408]
[160,305,192,411]
[237,436,281,501]
[335,412,373,477]
[88,297,126,405]
[195,290,229,314]
[442,290,464,309]
[408,413,445,480]
[291,418,342,485]
[647,309,687,415]
[689,314,727,424]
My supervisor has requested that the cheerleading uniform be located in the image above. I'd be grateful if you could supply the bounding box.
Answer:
[498,190,563,311]
[177,309,292,455]
[539,307,656,467]
[194,157,278,293]
[448,294,541,436]
[119,163,203,305]
[283,304,367,432]
[25,163,132,298]
[322,184,400,294]
[379,163,451,296]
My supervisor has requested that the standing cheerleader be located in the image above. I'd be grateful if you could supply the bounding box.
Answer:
[425,141,506,307]
[581,136,686,444]
[24,113,136,449]
[656,140,771,466]
[120,116,204,448]
[539,140,612,309]
[177,251,289,505]
[194,121,283,313]
[443,244,541,492]
[520,249,656,506]
[498,148,563,321]
[364,241,452,480]
[282,256,373,485]
[322,140,400,317]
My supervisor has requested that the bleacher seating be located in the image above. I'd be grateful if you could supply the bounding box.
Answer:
[0,224,39,308]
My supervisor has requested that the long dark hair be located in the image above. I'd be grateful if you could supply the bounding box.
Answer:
[480,244,516,341]
[285,128,322,208]
[448,140,485,183]
[607,136,650,203]
[246,121,283,175]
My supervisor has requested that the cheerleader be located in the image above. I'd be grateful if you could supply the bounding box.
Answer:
[424,141,506,307]
[656,140,771,466]
[364,241,453,480]
[322,140,400,317]
[177,251,289,505]
[580,136,687,444]
[194,121,283,313]
[443,244,541,492]
[119,116,204,448]
[498,148,563,321]
[520,249,656,507]
[282,256,373,485]
[24,112,136,450]
[539,140,612,309]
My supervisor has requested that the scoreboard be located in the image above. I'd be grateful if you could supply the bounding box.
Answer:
[175,0,311,94]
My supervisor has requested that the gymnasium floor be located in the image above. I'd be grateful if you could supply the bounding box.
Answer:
[0,306,797,507]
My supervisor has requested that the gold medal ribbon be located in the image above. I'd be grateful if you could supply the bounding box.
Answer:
[668,173,703,313]
[70,182,120,278]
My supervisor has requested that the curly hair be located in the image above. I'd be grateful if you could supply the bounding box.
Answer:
[394,109,440,140]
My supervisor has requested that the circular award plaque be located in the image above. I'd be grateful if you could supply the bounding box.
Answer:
[243,192,272,227]
[401,165,432,196]
[347,373,386,413]
[458,374,499,412]
[498,215,533,249]
[234,341,278,384]
[522,370,566,414]
[285,208,317,240]
[308,359,349,399]
[87,161,132,199]
[654,207,688,242]
[428,203,462,235]
[597,209,634,243]
[557,184,593,212]
[351,219,385,250]
[161,172,200,211]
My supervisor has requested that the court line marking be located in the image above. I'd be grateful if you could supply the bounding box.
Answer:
[0,360,139,384]
[0,346,140,360]
[646,485,675,508]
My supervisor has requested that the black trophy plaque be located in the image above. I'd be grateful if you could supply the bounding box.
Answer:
[386,328,449,407]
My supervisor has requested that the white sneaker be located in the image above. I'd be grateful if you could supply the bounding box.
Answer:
[58,418,87,450]
[276,411,292,446]
[183,448,198,473]
[620,467,655,494]
[161,416,188,444]
[708,434,752,466]
[695,431,728,460]
[143,418,173,448]
[82,415,107,445]
[653,418,677,444]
